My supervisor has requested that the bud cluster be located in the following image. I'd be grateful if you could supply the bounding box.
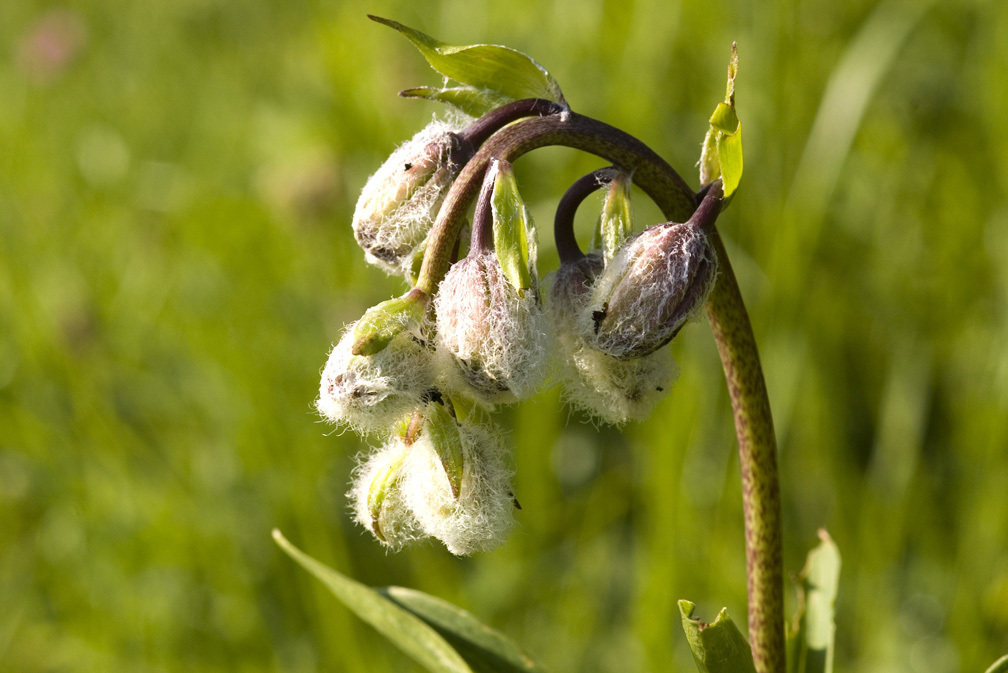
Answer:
[320,104,724,555]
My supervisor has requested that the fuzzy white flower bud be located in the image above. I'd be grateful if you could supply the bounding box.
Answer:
[353,119,468,281]
[401,409,515,556]
[435,252,548,404]
[349,437,424,550]
[317,318,434,435]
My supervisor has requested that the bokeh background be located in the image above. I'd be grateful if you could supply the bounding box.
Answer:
[2,0,1006,671]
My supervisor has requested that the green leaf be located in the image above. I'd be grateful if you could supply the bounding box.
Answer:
[400,87,512,118]
[371,16,565,106]
[699,43,743,200]
[985,655,1008,673]
[679,600,758,673]
[272,530,473,673]
[383,587,550,673]
[490,161,534,294]
[274,530,548,673]
[787,529,841,673]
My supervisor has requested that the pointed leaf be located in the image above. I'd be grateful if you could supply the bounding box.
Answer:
[401,87,512,118]
[679,601,758,673]
[787,529,841,673]
[371,16,564,105]
[273,530,474,673]
[699,43,743,200]
[384,586,550,673]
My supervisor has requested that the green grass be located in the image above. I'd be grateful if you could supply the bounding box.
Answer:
[1,1,1006,671]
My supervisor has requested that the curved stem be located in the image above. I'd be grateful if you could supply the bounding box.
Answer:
[553,167,619,265]
[413,107,784,673]
[415,111,696,294]
[705,232,784,673]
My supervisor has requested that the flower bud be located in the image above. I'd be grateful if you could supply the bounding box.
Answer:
[593,171,634,263]
[349,437,423,550]
[586,184,722,359]
[401,409,514,556]
[352,119,468,280]
[435,252,548,404]
[548,255,677,425]
[434,160,547,404]
[317,313,434,435]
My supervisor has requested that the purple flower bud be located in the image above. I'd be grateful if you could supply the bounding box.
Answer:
[587,183,722,359]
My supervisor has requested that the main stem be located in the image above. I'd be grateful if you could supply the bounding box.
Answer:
[414,106,784,673]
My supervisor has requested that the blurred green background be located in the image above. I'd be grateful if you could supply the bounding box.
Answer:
[2,0,1006,671]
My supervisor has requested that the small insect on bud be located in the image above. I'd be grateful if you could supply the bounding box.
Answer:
[317,296,434,435]
[401,403,515,556]
[587,182,723,359]
[434,160,548,405]
[352,119,469,281]
[349,436,423,550]
[549,255,678,425]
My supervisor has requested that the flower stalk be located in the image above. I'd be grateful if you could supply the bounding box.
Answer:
[409,103,784,673]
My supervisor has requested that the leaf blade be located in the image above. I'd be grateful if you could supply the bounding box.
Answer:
[384,586,550,673]
[371,16,565,105]
[273,529,474,673]
[679,600,758,673]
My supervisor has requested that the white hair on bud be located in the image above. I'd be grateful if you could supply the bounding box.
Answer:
[548,256,678,425]
[352,118,466,279]
[585,223,716,359]
[349,439,424,551]
[401,416,515,555]
[434,253,549,405]
[317,321,434,435]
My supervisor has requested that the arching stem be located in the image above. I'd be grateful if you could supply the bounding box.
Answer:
[414,103,784,673]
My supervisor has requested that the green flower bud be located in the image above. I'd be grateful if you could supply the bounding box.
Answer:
[593,170,634,263]
[587,183,723,359]
[351,288,429,356]
[350,437,423,550]
[352,119,468,280]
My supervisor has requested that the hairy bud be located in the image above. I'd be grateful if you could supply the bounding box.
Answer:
[350,437,423,550]
[348,401,515,555]
[401,409,515,555]
[435,252,548,405]
[317,314,434,435]
[549,255,677,425]
[434,160,547,405]
[587,184,723,359]
[352,119,468,280]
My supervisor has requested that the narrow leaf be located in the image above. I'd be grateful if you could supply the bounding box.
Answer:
[787,529,841,673]
[384,586,550,673]
[679,600,758,673]
[400,87,512,118]
[371,16,565,105]
[273,530,474,673]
